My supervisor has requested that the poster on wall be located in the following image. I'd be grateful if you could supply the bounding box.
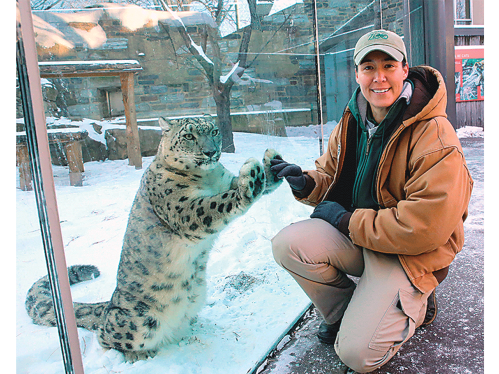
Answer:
[455,46,484,102]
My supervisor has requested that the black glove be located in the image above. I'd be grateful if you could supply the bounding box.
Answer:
[270,156,306,191]
[310,201,352,236]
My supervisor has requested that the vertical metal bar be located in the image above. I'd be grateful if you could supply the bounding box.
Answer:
[311,0,324,155]
[379,0,383,29]
[423,0,457,127]
[403,0,413,66]
[16,1,84,373]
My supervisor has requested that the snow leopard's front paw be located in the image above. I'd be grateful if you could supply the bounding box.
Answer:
[238,158,265,204]
[123,349,158,363]
[262,148,284,194]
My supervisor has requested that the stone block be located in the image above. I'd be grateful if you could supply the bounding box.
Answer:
[105,127,163,160]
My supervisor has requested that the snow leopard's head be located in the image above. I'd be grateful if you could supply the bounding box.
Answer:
[157,115,222,171]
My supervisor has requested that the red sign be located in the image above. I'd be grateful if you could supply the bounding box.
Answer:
[455,46,484,102]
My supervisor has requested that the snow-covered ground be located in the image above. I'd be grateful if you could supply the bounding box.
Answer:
[15,124,483,374]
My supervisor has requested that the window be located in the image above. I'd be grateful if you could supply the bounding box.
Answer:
[455,0,472,25]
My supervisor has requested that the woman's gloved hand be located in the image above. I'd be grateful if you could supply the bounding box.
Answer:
[270,156,307,191]
[310,201,352,237]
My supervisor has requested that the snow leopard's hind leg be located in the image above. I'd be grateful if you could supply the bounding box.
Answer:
[25,264,107,331]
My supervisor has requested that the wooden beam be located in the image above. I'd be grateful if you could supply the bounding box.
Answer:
[17,130,88,188]
[16,145,32,191]
[65,141,84,187]
[38,60,142,78]
[120,72,142,169]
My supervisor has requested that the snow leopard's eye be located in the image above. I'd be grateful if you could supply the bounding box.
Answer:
[183,133,195,140]
[211,129,219,137]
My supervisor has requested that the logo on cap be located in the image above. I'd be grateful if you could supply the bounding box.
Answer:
[368,32,389,41]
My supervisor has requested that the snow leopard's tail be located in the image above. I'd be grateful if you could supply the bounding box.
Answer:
[25,265,108,331]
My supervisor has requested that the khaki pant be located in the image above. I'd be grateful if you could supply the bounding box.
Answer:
[272,218,433,373]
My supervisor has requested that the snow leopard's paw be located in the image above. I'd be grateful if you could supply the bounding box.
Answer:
[122,349,158,363]
[238,158,265,204]
[262,148,284,194]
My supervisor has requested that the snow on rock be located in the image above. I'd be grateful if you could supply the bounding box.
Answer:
[269,0,304,16]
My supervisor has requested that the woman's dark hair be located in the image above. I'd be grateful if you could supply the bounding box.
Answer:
[355,58,407,71]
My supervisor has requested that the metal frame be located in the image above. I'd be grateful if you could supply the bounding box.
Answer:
[311,0,325,155]
[17,1,84,373]
[455,25,484,36]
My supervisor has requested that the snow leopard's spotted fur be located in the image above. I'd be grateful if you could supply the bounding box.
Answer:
[25,115,282,362]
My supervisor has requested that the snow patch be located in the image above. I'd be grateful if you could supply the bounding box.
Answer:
[220,61,240,84]
[456,126,484,138]
[286,121,338,139]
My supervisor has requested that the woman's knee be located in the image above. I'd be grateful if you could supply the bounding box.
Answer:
[271,226,293,267]
[335,336,381,373]
[336,319,412,374]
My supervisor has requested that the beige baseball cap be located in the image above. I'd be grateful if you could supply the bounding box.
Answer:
[354,29,407,65]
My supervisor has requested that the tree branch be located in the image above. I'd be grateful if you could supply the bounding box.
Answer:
[176,26,215,84]
[246,0,262,31]
[214,0,224,24]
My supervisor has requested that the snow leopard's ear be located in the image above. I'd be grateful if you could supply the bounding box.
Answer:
[158,116,171,132]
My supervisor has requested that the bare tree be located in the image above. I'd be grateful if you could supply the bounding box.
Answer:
[159,0,289,153]
[31,0,294,153]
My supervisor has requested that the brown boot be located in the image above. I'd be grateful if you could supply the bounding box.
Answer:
[422,290,438,326]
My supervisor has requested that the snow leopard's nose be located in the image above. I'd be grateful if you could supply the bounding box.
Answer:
[203,150,217,158]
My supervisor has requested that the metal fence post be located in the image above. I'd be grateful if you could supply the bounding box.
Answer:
[424,0,457,127]
[17,1,85,373]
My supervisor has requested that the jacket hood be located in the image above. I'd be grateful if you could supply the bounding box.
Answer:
[403,65,448,124]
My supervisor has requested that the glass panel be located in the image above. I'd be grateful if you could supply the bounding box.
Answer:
[16,185,71,369]
[403,0,425,67]
[318,1,375,124]
[319,0,426,124]
[16,1,83,373]
[17,0,423,372]
[18,0,319,372]
[455,0,472,25]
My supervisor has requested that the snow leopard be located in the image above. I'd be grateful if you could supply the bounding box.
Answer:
[25,115,283,362]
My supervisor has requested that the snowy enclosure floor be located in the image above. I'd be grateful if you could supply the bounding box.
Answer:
[17,131,321,374]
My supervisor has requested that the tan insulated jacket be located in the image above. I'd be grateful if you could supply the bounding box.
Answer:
[297,66,474,293]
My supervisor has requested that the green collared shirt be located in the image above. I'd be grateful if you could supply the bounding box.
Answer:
[348,80,414,210]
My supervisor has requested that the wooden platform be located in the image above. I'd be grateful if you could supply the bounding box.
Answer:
[38,60,143,169]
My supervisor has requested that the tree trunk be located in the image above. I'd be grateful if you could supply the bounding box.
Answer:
[214,87,235,153]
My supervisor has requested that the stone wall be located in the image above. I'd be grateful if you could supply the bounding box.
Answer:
[26,4,319,128]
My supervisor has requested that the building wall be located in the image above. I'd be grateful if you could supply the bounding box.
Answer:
[472,0,484,24]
